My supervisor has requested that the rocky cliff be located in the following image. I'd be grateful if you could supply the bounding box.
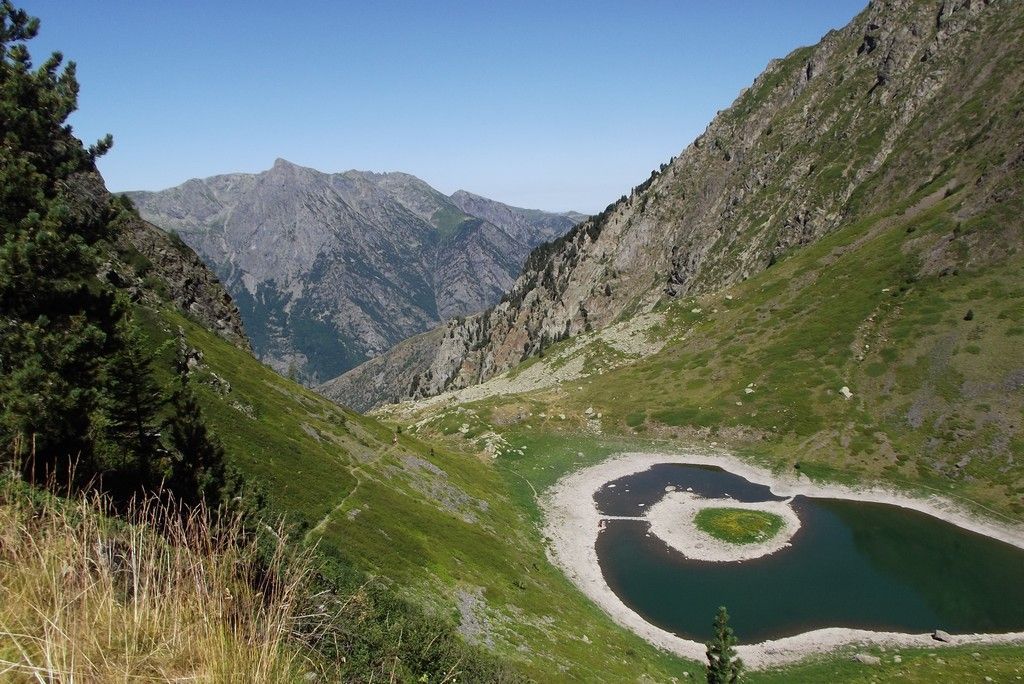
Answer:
[128,162,579,384]
[63,171,249,350]
[322,0,1024,411]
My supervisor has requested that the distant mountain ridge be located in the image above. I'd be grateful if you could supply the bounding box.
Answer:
[321,0,1024,411]
[128,160,581,383]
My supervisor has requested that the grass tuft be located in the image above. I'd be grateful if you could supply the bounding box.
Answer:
[0,477,314,683]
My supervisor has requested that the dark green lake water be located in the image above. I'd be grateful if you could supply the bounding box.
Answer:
[595,464,1024,642]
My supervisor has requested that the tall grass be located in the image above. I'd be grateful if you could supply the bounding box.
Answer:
[0,478,316,682]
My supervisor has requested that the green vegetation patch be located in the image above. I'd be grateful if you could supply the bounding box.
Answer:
[694,507,785,544]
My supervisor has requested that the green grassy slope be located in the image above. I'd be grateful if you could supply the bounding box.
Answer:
[569,185,1023,520]
[379,130,1024,679]
[420,176,1023,523]
[136,304,698,681]
[749,644,1024,683]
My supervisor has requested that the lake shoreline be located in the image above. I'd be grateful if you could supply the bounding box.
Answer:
[540,449,1024,669]
[646,491,800,563]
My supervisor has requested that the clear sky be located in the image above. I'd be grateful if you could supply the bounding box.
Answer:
[21,1,865,213]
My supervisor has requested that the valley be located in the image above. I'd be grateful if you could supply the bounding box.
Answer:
[3,0,1023,681]
[129,161,581,385]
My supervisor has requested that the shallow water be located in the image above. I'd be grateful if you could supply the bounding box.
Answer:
[595,464,1024,642]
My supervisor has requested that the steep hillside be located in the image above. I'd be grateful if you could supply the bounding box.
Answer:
[325,0,1024,409]
[387,176,1024,517]
[144,250,1024,680]
[128,161,579,384]
[59,171,250,350]
[133,302,698,682]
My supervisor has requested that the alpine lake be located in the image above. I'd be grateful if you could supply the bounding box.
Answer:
[594,464,1024,643]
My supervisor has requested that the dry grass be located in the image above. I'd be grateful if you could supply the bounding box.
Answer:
[0,480,315,683]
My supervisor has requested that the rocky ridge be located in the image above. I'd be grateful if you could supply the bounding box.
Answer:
[128,162,579,384]
[321,0,1024,410]
[63,171,249,350]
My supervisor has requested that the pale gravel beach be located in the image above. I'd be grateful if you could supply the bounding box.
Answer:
[646,491,800,563]
[540,449,1024,669]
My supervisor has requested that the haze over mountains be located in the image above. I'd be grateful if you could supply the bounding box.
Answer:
[129,159,582,383]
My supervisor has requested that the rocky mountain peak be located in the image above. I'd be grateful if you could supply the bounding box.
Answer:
[128,164,581,384]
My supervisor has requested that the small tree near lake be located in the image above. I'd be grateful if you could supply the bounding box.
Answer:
[706,605,743,683]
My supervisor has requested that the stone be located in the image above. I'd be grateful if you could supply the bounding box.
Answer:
[853,653,881,665]
[932,629,953,642]
[840,386,854,400]
[893,655,902,664]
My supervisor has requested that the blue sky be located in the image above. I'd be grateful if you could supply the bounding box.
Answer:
[22,1,865,212]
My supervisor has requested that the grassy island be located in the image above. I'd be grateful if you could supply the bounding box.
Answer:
[694,507,785,545]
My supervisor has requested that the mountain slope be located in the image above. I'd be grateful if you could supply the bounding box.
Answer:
[323,0,1024,410]
[128,161,579,384]
[60,161,688,680]
[133,302,697,682]
[58,172,251,351]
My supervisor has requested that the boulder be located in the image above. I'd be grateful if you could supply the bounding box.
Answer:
[853,653,881,665]
[933,629,953,642]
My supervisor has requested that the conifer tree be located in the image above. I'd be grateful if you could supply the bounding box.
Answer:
[1,3,233,509]
[100,306,165,497]
[0,0,118,480]
[163,348,229,507]
[706,606,743,683]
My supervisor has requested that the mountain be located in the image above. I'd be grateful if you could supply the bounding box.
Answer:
[127,161,580,384]
[10,0,1024,680]
[322,0,1024,412]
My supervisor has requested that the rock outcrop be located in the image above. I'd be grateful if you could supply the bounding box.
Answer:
[64,171,249,350]
[128,162,579,383]
[322,0,1024,410]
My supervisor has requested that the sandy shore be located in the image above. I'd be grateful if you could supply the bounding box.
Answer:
[646,491,800,562]
[540,449,1024,669]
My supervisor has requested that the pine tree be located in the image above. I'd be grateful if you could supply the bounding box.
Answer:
[163,348,229,507]
[0,1,119,481]
[706,606,743,683]
[0,2,238,511]
[99,307,165,498]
